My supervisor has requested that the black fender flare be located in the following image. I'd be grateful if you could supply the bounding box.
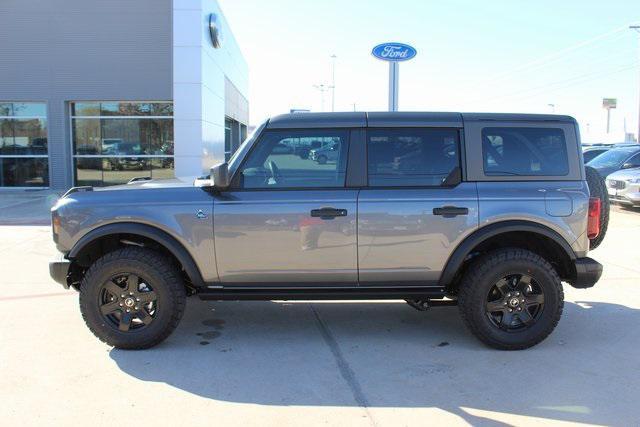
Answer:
[68,222,205,287]
[438,220,577,287]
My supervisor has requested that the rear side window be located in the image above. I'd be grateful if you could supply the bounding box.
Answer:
[482,127,568,176]
[367,128,460,187]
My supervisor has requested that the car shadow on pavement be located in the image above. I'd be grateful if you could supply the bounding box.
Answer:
[110,299,640,425]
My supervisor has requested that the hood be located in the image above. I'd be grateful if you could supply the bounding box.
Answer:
[606,167,640,181]
[93,178,194,192]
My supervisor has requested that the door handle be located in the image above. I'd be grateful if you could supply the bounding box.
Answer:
[310,207,348,219]
[433,206,469,217]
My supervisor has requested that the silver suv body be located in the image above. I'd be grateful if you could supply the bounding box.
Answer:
[49,112,603,350]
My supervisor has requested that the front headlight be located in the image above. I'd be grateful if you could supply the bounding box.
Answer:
[627,178,640,184]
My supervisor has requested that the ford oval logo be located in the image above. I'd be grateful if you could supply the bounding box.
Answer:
[372,42,417,62]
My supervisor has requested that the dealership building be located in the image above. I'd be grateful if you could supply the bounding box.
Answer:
[0,0,249,190]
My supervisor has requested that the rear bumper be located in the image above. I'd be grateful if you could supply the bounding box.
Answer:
[571,257,603,289]
[49,254,71,289]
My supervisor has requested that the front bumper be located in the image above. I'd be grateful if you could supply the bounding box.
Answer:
[607,182,640,206]
[571,257,603,289]
[49,253,71,289]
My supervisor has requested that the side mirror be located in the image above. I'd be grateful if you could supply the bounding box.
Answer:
[210,162,230,189]
[622,162,640,170]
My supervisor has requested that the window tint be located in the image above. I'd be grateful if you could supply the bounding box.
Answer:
[239,130,349,189]
[367,128,459,187]
[482,127,568,176]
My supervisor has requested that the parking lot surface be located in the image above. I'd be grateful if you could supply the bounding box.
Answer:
[1,202,639,426]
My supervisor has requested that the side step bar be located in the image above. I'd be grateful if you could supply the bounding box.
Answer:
[197,287,448,301]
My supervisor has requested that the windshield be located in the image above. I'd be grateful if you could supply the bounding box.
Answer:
[587,148,639,169]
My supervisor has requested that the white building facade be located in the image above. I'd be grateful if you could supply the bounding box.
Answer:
[0,0,248,189]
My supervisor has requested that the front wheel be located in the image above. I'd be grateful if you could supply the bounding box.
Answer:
[79,247,186,349]
[457,248,564,350]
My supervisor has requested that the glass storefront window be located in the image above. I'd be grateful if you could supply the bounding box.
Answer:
[71,102,173,117]
[71,101,174,187]
[74,157,174,187]
[0,102,48,187]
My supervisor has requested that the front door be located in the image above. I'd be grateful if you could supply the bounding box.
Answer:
[357,127,479,285]
[214,128,358,285]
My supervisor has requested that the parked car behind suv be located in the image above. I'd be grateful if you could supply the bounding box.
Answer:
[50,112,604,351]
[309,141,340,164]
[606,167,640,207]
[587,145,640,178]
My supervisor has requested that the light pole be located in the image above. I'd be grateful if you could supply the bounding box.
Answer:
[631,26,640,143]
[330,54,337,112]
[313,84,328,112]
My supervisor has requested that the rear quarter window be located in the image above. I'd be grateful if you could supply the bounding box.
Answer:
[482,127,569,176]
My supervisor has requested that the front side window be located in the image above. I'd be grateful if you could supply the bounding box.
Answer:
[482,127,568,176]
[0,102,49,187]
[71,101,174,186]
[367,128,460,187]
[238,130,349,189]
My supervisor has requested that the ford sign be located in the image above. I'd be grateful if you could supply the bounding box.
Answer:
[372,42,417,62]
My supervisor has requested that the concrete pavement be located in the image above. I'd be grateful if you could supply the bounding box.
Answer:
[1,205,639,426]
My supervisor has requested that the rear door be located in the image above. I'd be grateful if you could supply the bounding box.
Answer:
[213,128,359,285]
[357,126,479,286]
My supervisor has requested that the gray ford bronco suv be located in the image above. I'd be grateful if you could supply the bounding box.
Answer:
[50,112,606,350]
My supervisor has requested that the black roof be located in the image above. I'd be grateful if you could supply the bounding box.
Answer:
[266,112,577,129]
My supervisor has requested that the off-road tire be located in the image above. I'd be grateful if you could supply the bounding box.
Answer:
[79,247,186,349]
[585,165,609,250]
[458,248,564,350]
[317,155,327,165]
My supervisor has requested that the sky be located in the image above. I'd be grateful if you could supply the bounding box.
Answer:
[218,0,640,143]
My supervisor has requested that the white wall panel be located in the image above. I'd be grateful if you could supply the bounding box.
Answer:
[173,0,249,180]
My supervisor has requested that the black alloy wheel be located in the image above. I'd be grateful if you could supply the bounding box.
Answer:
[99,273,158,332]
[485,274,544,332]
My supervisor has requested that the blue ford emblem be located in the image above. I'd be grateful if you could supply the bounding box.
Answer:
[372,42,417,62]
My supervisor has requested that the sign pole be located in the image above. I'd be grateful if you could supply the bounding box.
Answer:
[602,98,617,135]
[389,62,399,112]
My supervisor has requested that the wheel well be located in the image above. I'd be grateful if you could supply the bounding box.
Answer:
[447,231,576,293]
[68,233,196,294]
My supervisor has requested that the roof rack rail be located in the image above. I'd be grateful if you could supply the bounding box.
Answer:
[61,186,93,198]
[128,176,152,184]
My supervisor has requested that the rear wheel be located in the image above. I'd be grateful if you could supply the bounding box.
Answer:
[458,248,564,350]
[79,247,186,349]
[585,165,609,249]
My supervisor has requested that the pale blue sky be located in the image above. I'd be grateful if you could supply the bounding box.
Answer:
[219,0,639,142]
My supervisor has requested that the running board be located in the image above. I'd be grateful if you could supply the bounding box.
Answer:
[197,286,447,301]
